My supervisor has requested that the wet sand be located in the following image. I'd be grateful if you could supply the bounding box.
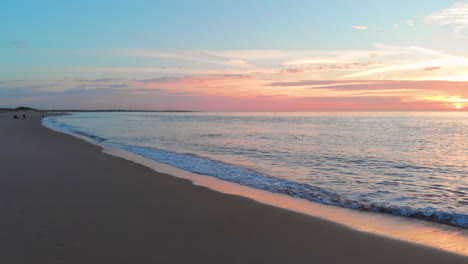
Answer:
[0,112,466,263]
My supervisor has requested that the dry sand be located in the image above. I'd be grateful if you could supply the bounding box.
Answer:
[0,112,466,264]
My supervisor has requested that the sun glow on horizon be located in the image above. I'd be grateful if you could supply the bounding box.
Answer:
[416,95,467,110]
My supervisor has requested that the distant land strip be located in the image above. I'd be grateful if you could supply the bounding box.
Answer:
[0,106,198,113]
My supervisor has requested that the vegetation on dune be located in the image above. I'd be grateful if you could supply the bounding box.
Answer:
[0,106,37,111]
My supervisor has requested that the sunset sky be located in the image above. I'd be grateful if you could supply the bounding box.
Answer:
[2,0,468,111]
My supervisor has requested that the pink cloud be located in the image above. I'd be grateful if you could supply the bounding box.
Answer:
[130,74,269,98]
[139,74,253,86]
[352,25,368,30]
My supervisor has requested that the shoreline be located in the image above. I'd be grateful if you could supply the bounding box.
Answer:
[102,145,468,256]
[1,112,467,263]
[44,113,468,256]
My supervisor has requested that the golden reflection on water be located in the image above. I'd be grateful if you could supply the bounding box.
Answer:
[105,146,468,256]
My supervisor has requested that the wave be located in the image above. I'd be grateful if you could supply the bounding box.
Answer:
[44,117,108,142]
[42,116,468,229]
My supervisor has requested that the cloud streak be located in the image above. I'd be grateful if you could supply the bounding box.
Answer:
[342,56,468,79]
[68,44,462,82]
[425,2,468,36]
[352,25,368,30]
[267,79,468,97]
[7,41,28,49]
[405,20,415,27]
[112,49,257,68]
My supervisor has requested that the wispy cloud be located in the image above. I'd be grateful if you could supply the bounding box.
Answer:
[139,77,184,84]
[265,79,468,107]
[342,56,468,79]
[90,78,123,82]
[111,49,257,68]
[405,20,415,27]
[135,74,258,97]
[281,59,351,66]
[14,44,466,83]
[425,2,468,36]
[73,45,452,78]
[7,41,28,49]
[0,80,164,99]
[138,74,252,85]
[298,96,403,103]
[352,25,368,30]
[336,45,468,80]
[268,80,372,88]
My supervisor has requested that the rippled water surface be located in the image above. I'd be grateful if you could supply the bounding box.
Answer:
[44,112,468,228]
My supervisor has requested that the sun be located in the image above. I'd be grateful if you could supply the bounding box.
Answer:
[454,103,463,109]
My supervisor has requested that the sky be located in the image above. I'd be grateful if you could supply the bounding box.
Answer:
[1,0,468,111]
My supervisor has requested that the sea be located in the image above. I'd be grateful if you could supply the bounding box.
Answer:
[43,112,467,230]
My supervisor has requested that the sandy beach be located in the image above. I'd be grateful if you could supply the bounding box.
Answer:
[0,112,466,264]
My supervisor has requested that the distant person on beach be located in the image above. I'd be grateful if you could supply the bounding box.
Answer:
[22,114,26,119]
[13,114,18,119]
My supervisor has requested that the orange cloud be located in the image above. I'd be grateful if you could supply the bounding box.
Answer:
[423,66,441,71]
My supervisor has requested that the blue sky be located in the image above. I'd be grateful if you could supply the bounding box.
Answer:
[1,0,457,50]
[1,0,468,110]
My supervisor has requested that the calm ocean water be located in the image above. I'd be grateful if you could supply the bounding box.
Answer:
[43,112,468,228]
